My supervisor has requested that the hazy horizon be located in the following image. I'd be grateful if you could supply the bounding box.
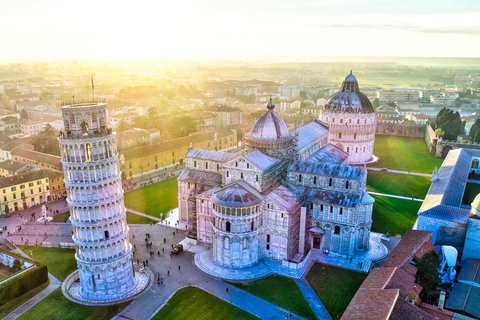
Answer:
[2,0,480,61]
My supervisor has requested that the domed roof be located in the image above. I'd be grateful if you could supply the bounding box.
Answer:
[323,71,374,114]
[212,183,262,208]
[249,100,291,140]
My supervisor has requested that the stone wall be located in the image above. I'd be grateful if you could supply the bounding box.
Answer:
[462,218,480,261]
[416,215,467,248]
[376,123,425,137]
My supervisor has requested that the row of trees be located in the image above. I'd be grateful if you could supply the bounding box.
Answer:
[433,108,465,141]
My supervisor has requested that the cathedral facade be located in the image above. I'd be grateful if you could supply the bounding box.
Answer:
[178,73,375,268]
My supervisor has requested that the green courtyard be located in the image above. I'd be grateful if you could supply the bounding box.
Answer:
[366,171,431,199]
[369,135,443,173]
[306,263,367,319]
[152,287,259,320]
[229,275,316,320]
[124,177,178,218]
[18,288,130,320]
[18,245,77,281]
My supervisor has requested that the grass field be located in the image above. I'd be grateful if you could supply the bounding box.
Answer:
[52,212,70,222]
[306,263,367,319]
[367,171,431,199]
[18,246,77,281]
[462,183,480,205]
[369,135,443,173]
[17,288,130,320]
[230,276,316,320]
[124,178,178,218]
[371,195,422,236]
[126,211,159,224]
[0,280,50,318]
[0,273,7,281]
[152,287,259,320]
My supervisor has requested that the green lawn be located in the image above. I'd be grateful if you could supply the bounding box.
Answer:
[462,183,480,205]
[152,287,259,320]
[367,171,431,199]
[0,273,7,281]
[52,212,70,222]
[371,195,422,236]
[0,280,49,318]
[306,263,367,320]
[369,135,443,173]
[126,211,159,224]
[230,276,316,320]
[17,288,130,320]
[124,177,178,218]
[18,246,77,281]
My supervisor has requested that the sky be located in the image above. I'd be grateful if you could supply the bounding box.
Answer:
[2,0,480,60]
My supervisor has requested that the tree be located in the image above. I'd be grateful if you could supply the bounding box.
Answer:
[435,128,444,139]
[11,259,22,272]
[372,98,380,110]
[470,119,480,142]
[435,107,465,140]
[31,124,60,156]
[416,250,441,302]
[117,120,131,132]
[20,109,28,119]
[299,91,308,100]
[387,101,397,108]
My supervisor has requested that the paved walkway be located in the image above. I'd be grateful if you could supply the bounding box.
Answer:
[368,191,424,202]
[365,167,432,177]
[295,279,332,320]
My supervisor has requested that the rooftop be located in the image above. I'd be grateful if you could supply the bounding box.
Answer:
[295,119,329,150]
[212,180,263,208]
[11,149,62,167]
[0,170,49,189]
[185,148,237,163]
[289,160,366,180]
[306,144,349,165]
[243,149,279,171]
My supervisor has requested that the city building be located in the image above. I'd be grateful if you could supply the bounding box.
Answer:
[0,160,32,177]
[0,170,51,215]
[20,119,44,136]
[11,148,62,171]
[120,128,238,179]
[279,100,301,112]
[376,90,419,103]
[109,112,137,130]
[59,102,136,302]
[279,86,303,98]
[319,72,377,164]
[210,105,243,128]
[178,98,374,269]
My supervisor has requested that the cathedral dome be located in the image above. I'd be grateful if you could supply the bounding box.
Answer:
[212,184,262,209]
[323,72,374,114]
[249,100,291,140]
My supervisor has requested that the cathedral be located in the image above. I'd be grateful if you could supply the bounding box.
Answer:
[178,73,376,268]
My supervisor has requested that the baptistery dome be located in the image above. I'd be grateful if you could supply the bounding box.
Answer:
[319,72,377,164]
[323,72,374,114]
[212,184,262,208]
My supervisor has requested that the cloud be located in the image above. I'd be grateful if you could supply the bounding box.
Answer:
[308,23,480,36]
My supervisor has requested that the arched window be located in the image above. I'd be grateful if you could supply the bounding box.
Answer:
[299,174,302,183]
[338,133,342,139]
[357,119,360,124]
[205,162,208,169]
[313,176,317,184]
[330,206,333,213]
[345,180,349,189]
[354,133,357,139]
[347,147,349,153]
[226,221,231,232]
[251,221,254,231]
[226,171,229,177]
[340,119,343,123]
[247,163,250,169]
[241,173,244,179]
[266,234,270,243]
[256,175,259,182]
[329,178,333,187]
[334,226,340,235]
[86,144,92,162]
[340,208,343,215]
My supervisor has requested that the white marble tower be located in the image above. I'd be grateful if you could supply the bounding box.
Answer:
[59,102,135,301]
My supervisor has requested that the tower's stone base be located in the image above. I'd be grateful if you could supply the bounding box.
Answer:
[62,263,152,306]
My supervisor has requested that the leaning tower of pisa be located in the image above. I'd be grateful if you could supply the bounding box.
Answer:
[59,102,136,301]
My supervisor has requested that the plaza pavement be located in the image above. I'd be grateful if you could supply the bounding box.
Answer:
[365,167,432,177]
[367,191,424,202]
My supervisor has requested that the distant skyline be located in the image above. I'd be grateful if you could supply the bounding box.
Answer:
[2,0,480,60]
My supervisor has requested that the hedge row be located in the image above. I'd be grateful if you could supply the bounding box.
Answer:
[0,250,48,304]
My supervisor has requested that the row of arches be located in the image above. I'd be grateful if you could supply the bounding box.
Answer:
[70,201,125,223]
[212,203,261,216]
[67,180,123,203]
[293,173,356,192]
[77,238,129,262]
[65,161,120,183]
[63,110,107,132]
[60,139,117,163]
[73,219,127,243]
[213,215,260,233]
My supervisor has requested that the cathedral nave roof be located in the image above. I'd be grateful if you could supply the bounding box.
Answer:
[185,148,238,163]
[297,187,361,207]
[178,169,221,186]
[295,119,329,151]
[243,149,280,171]
[289,160,366,180]
[306,144,348,165]
[266,185,302,213]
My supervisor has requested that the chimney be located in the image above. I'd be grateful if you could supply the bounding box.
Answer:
[438,291,446,310]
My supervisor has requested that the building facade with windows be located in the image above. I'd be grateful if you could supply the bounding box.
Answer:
[178,98,373,268]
